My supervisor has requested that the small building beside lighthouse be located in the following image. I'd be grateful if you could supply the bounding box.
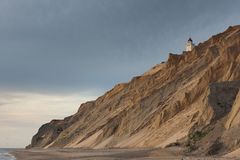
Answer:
[185,38,195,51]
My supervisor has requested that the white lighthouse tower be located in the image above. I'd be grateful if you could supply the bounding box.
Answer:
[185,38,195,51]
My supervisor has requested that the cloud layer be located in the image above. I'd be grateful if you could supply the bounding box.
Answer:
[0,0,239,92]
[0,91,97,148]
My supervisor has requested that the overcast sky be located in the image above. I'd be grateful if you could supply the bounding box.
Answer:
[0,0,240,148]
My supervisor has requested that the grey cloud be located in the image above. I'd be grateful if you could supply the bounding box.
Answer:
[0,0,240,93]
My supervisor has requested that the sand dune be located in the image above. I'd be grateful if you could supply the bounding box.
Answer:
[28,25,240,156]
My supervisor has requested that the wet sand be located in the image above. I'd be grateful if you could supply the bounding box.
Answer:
[12,148,238,160]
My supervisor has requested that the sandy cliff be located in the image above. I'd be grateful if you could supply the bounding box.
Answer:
[28,25,240,156]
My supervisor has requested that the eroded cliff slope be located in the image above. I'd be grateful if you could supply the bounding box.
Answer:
[28,25,240,155]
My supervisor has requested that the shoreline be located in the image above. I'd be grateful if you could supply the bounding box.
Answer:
[7,152,16,160]
[0,149,17,160]
[11,148,238,160]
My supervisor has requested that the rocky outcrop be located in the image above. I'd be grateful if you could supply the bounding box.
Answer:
[28,25,240,155]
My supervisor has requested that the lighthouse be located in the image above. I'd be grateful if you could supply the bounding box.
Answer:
[185,38,195,51]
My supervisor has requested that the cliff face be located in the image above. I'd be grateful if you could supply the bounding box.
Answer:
[28,25,240,155]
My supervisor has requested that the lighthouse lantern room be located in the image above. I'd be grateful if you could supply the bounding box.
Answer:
[185,38,195,51]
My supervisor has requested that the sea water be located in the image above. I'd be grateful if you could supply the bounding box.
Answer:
[0,149,16,160]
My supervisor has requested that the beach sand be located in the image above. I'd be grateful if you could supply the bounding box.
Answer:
[11,148,239,160]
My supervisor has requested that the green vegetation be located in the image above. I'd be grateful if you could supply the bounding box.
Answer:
[190,131,207,141]
[189,127,213,142]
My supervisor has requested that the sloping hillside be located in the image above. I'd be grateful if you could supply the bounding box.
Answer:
[28,25,240,156]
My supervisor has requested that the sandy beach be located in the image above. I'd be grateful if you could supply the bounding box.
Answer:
[11,148,239,160]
